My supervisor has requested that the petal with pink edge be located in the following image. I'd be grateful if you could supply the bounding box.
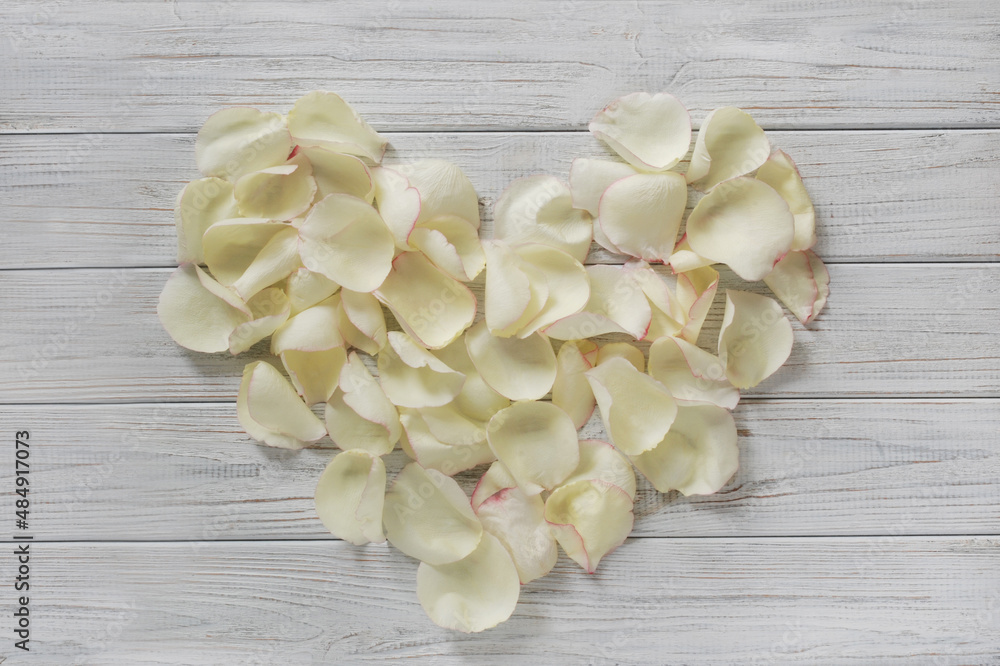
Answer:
[544,264,652,340]
[544,479,634,573]
[399,408,494,476]
[675,265,720,345]
[487,401,580,496]
[585,357,677,456]
[314,450,386,545]
[763,249,829,324]
[589,92,691,171]
[597,172,686,262]
[234,155,317,221]
[560,439,637,500]
[475,485,558,583]
[648,336,740,409]
[686,107,770,190]
[287,91,387,164]
[396,159,481,228]
[371,166,420,248]
[756,150,816,251]
[718,290,794,389]
[195,107,292,181]
[325,352,401,456]
[410,215,486,282]
[568,157,638,216]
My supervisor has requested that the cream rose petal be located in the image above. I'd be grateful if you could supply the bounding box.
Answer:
[298,193,396,293]
[475,484,558,584]
[378,332,465,408]
[585,357,677,456]
[300,146,375,203]
[514,243,591,337]
[431,336,511,421]
[338,289,388,355]
[552,340,599,429]
[383,462,483,566]
[668,235,715,274]
[589,92,691,171]
[280,347,348,405]
[396,159,481,228]
[325,352,401,455]
[596,341,645,373]
[314,449,386,545]
[493,175,593,262]
[471,461,520,510]
[486,401,580,496]
[648,336,740,409]
[718,290,794,389]
[157,263,250,353]
[686,107,770,190]
[561,439,637,500]
[371,166,420,248]
[287,91,387,164]
[416,532,520,633]
[482,240,547,337]
[544,264,652,340]
[174,177,239,263]
[756,150,816,251]
[195,107,292,181]
[228,287,291,355]
[465,321,557,401]
[568,157,638,217]
[234,155,317,221]
[597,172,686,262]
[626,260,684,341]
[270,295,345,354]
[630,404,739,496]
[285,267,340,315]
[544,479,634,573]
[675,265,720,345]
[409,215,486,282]
[763,249,830,324]
[237,361,327,449]
[399,408,495,476]
[202,218,294,295]
[374,251,477,350]
[686,177,795,282]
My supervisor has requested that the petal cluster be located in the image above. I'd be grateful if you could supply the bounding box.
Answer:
[158,91,831,633]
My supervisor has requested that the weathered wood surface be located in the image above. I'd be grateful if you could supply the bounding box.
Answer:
[1,264,997,403]
[0,538,996,664]
[3,400,996,542]
[3,0,1000,133]
[1,130,998,270]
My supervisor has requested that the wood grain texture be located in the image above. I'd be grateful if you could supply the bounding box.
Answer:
[1,264,996,403]
[4,400,996,542]
[1,129,998,270]
[3,0,999,133]
[1,538,996,664]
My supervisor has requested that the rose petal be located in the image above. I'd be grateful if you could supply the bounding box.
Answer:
[374,252,477,349]
[481,240,547,337]
[493,175,592,262]
[589,92,691,171]
[648,336,740,409]
[314,449,386,545]
[686,107,770,190]
[325,352,401,455]
[465,321,557,401]
[298,193,396,293]
[675,265,720,345]
[383,462,483,566]
[378,332,465,408]
[396,159,481,228]
[756,150,816,251]
[174,177,239,263]
[763,249,829,324]
[270,294,344,354]
[195,107,292,181]
[544,479,634,573]
[475,485,558,584]
[300,146,375,203]
[513,243,591,337]
[668,235,714,274]
[471,461,520,510]
[585,357,677,456]
[544,264,652,340]
[561,439,637,500]
[568,157,638,217]
[371,166,420,248]
[416,532,520,633]
[280,347,348,405]
[338,289,388,355]
[486,401,580,496]
[552,340,599,429]
[285,267,340,315]
[409,215,486,282]
[686,177,794,282]
[399,408,494,476]
[157,263,250,353]
[209,223,301,301]
[596,342,645,372]
[228,287,291,354]
[431,336,511,422]
[237,360,327,449]
[630,404,738,496]
[287,91,387,164]
[233,154,317,221]
[597,172,686,262]
[718,290,794,389]
[625,260,684,341]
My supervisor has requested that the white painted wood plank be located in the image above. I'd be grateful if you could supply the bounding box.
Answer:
[0,538,996,663]
[1,264,996,403]
[2,129,997,269]
[5,400,996,541]
[3,1,999,133]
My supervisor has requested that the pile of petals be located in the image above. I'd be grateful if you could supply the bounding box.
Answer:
[158,91,830,633]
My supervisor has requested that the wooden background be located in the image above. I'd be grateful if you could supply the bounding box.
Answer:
[1,1,998,663]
